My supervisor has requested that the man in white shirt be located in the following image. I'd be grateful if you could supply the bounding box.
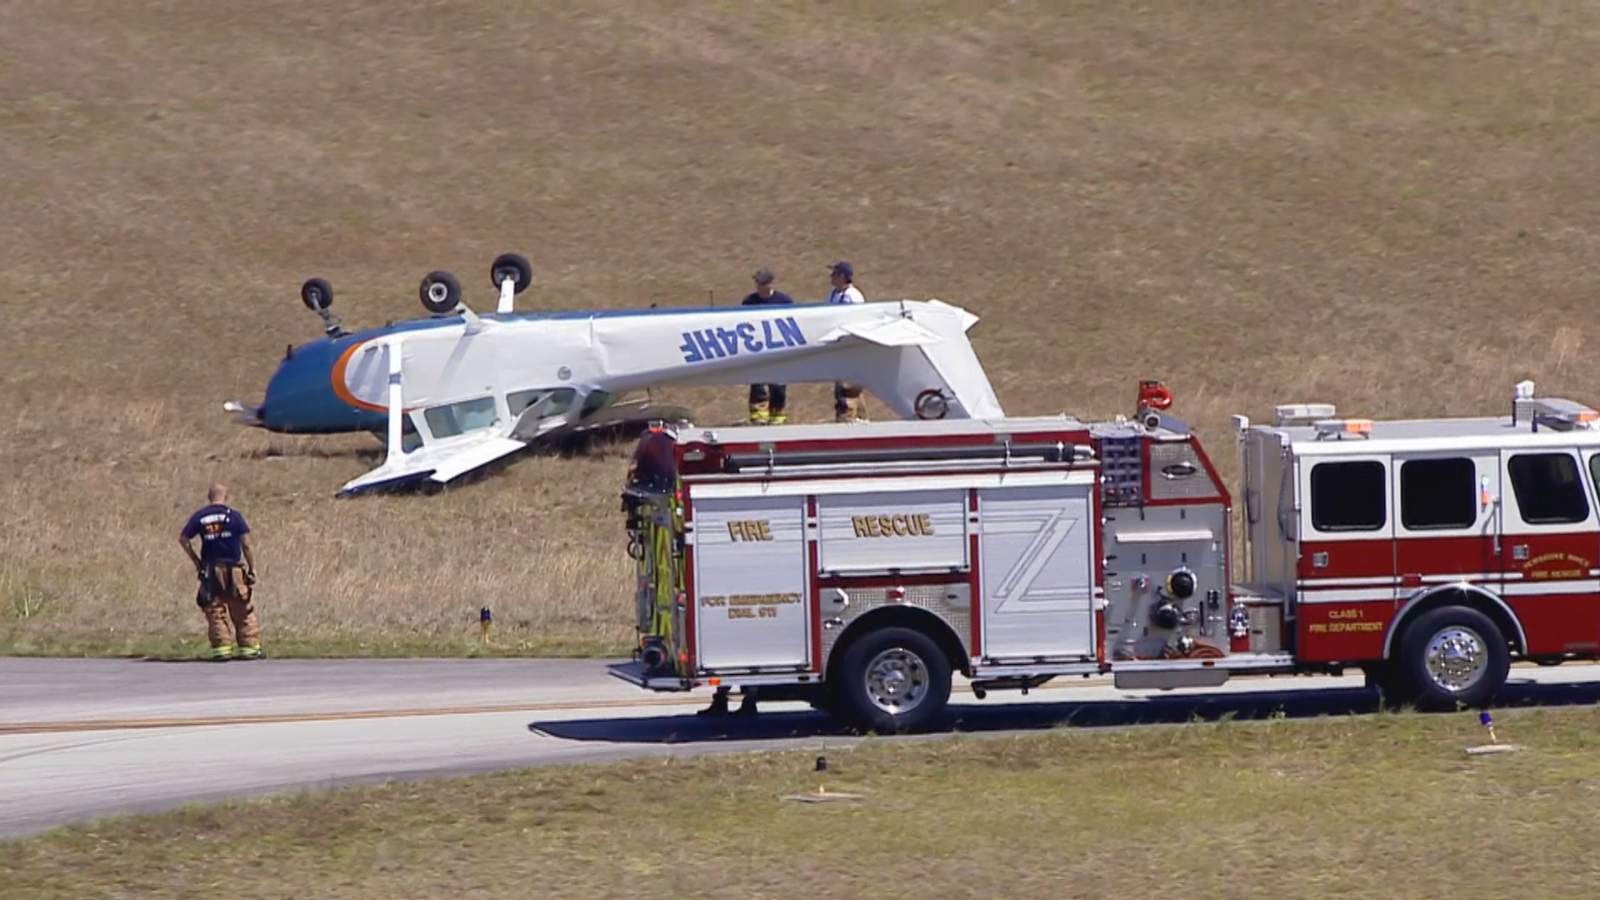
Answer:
[825,260,865,305]
[825,261,867,421]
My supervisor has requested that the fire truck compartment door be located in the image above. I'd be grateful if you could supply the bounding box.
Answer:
[818,489,969,574]
[692,496,811,671]
[978,481,1097,660]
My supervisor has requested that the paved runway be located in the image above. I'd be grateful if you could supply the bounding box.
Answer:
[5,657,1600,840]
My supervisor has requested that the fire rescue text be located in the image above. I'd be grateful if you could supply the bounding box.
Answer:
[726,520,773,541]
[852,513,936,538]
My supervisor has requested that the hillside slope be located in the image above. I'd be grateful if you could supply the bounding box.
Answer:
[5,1,1599,655]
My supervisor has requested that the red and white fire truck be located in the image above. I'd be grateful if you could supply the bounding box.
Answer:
[611,380,1600,732]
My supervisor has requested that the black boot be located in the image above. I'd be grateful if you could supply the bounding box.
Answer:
[697,690,731,717]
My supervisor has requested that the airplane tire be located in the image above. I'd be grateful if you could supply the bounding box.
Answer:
[300,277,334,311]
[490,253,533,294]
[419,270,462,314]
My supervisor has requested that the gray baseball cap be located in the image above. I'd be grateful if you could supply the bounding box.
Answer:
[753,268,775,285]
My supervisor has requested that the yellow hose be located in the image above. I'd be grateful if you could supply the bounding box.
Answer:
[651,518,675,646]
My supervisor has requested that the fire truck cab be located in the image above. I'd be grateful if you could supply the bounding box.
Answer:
[611,380,1600,732]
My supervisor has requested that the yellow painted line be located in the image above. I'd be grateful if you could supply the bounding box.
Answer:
[0,695,709,736]
[0,675,1116,736]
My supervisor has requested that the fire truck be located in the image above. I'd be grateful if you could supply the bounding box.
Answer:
[610,380,1600,732]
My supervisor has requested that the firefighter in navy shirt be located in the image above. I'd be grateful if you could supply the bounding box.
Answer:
[179,483,262,660]
[742,268,795,424]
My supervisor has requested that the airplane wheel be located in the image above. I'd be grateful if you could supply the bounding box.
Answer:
[419,270,462,314]
[490,253,533,294]
[301,277,334,311]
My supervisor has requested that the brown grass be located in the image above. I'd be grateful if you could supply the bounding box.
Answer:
[7,706,1600,898]
[5,1,1600,656]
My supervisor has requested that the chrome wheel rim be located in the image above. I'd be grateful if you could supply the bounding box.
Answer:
[1424,626,1489,693]
[864,647,929,715]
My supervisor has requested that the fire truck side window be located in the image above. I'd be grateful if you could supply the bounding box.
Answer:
[1310,461,1386,532]
[1399,458,1476,530]
[1508,453,1590,525]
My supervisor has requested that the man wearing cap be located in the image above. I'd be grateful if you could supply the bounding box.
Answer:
[741,268,796,424]
[825,261,867,422]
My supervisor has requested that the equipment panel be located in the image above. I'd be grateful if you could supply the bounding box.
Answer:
[692,496,811,671]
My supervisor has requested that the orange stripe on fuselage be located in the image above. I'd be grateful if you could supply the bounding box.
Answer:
[330,339,388,413]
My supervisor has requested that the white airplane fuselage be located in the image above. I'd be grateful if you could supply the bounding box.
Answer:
[244,299,1004,493]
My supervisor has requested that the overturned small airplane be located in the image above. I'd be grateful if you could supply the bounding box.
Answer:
[225,252,1005,495]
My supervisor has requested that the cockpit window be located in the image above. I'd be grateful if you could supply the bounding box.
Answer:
[424,396,499,439]
[508,388,577,421]
[401,415,423,454]
[580,390,614,417]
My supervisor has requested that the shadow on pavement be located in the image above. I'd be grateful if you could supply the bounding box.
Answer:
[529,677,1600,745]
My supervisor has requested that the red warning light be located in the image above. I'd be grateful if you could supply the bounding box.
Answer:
[1138,380,1173,411]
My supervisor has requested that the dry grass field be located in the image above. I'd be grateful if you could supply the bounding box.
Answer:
[5,1,1600,657]
[7,706,1600,898]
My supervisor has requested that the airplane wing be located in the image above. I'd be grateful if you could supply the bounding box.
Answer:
[338,433,527,496]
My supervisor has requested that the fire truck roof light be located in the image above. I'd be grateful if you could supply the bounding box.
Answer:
[1274,403,1337,426]
[1526,397,1600,431]
[1312,418,1372,439]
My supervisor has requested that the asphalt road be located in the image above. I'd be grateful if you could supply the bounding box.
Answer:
[5,657,1600,840]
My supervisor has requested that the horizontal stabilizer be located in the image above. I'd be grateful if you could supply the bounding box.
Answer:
[819,316,943,347]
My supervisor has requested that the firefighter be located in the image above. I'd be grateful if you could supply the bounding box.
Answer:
[742,268,795,424]
[178,483,262,661]
[825,261,867,422]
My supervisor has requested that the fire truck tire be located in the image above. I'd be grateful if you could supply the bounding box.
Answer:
[1397,606,1509,711]
[833,627,952,734]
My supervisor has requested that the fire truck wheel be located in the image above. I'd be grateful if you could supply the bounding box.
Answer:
[1397,606,1509,711]
[834,627,952,734]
